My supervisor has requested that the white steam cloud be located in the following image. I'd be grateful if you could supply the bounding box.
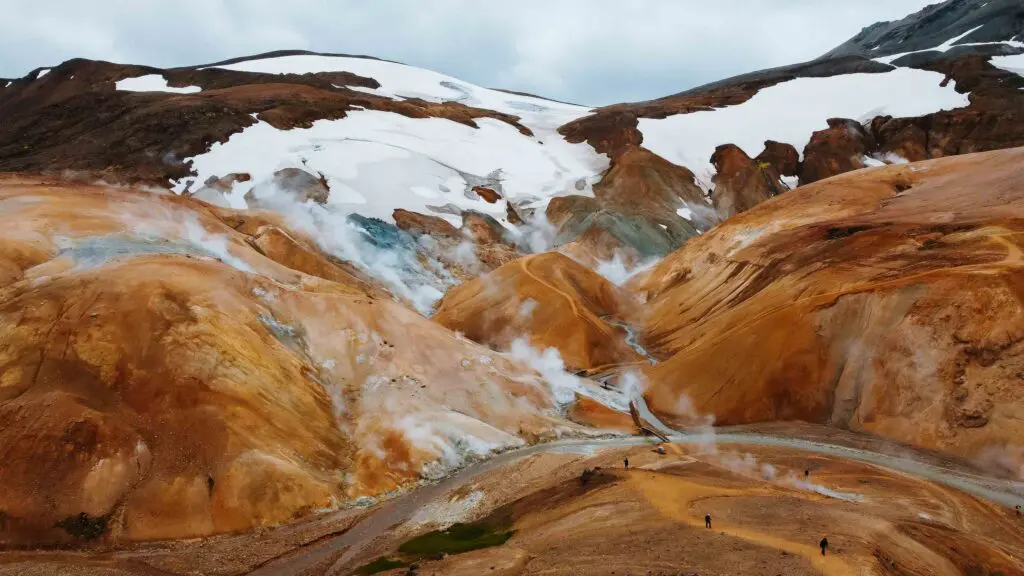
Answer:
[250,182,455,315]
[508,338,630,411]
[595,252,659,286]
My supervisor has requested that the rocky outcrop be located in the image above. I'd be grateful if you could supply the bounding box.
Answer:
[461,211,509,245]
[636,148,1024,460]
[799,118,876,186]
[870,118,930,162]
[246,167,331,207]
[710,144,787,217]
[558,111,642,159]
[546,147,706,260]
[190,173,251,203]
[754,140,800,177]
[821,0,1024,61]
[393,208,460,239]
[472,186,502,204]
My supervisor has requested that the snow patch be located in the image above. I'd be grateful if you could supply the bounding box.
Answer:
[638,69,968,180]
[208,54,592,121]
[35,69,50,80]
[176,110,606,225]
[116,74,201,94]
[875,25,1024,66]
[183,54,607,225]
[992,54,1024,80]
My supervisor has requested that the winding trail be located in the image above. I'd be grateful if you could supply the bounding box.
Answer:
[629,472,857,576]
[250,423,1024,575]
[518,254,620,341]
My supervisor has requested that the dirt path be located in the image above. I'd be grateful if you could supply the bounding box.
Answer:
[628,471,858,576]
[518,254,620,341]
[244,428,1024,575]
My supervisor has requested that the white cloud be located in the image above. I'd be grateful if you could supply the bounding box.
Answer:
[1,0,937,105]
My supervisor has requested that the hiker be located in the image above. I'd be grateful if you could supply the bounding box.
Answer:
[624,456,629,470]
[820,537,829,556]
[1016,505,1021,517]
[705,514,712,529]
[804,468,810,478]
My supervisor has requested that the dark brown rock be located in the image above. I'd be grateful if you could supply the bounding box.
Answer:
[799,118,875,186]
[546,196,601,229]
[872,119,929,162]
[472,186,502,204]
[558,111,642,158]
[711,144,787,217]
[393,208,460,239]
[461,211,508,245]
[506,201,524,225]
[754,140,800,177]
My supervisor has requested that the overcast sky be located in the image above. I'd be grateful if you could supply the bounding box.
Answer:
[2,0,937,106]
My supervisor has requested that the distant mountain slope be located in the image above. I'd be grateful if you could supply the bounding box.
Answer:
[822,0,1024,60]
[1,0,1023,280]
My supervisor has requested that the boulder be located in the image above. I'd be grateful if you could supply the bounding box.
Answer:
[754,140,800,177]
[461,211,509,245]
[710,144,787,218]
[472,186,502,204]
[393,208,460,239]
[246,168,330,207]
[799,118,876,186]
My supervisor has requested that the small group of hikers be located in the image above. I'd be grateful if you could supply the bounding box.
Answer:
[622,455,1024,561]
[625,458,832,556]
[702,514,828,554]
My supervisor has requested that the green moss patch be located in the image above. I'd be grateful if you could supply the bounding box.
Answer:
[398,522,514,556]
[354,557,409,575]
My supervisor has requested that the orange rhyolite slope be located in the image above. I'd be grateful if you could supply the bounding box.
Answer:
[637,147,1024,463]
[0,175,578,545]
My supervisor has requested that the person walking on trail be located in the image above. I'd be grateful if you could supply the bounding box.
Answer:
[705,514,712,529]
[624,456,629,470]
[805,468,810,479]
[820,537,829,556]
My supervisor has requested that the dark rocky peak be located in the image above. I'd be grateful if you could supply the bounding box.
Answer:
[822,0,1024,60]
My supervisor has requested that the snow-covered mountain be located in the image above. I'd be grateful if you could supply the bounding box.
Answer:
[3,0,1020,235]
[0,0,1020,317]
[171,54,608,228]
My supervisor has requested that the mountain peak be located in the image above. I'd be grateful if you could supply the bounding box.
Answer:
[822,0,1024,60]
